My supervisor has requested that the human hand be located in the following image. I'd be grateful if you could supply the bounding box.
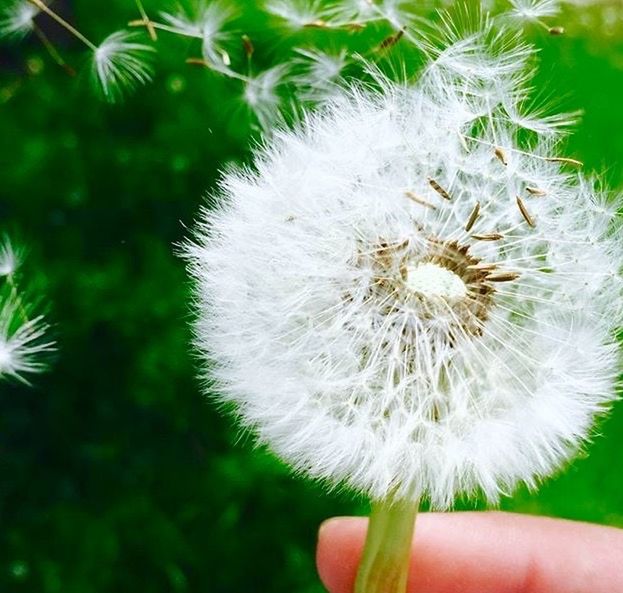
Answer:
[316,511,623,593]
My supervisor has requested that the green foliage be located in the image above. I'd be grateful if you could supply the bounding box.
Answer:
[0,1,622,592]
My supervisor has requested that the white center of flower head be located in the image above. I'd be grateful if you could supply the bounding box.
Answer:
[404,262,467,301]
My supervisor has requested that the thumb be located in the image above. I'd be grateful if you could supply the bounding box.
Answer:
[316,511,623,593]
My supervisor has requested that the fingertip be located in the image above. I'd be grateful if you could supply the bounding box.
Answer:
[317,517,367,593]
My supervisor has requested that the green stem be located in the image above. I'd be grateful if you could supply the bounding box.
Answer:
[354,497,418,593]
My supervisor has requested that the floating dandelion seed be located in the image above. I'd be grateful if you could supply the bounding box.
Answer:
[243,65,288,130]
[160,1,233,67]
[0,0,39,39]
[0,237,55,384]
[0,296,54,384]
[328,0,412,29]
[186,17,623,593]
[0,237,22,277]
[509,0,560,21]
[92,31,155,103]
[265,0,327,28]
[293,48,348,102]
[508,0,565,34]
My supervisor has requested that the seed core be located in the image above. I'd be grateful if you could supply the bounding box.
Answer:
[404,262,467,301]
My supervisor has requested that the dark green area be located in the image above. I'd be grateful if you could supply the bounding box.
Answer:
[1,2,622,592]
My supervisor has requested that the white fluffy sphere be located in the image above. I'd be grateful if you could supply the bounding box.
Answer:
[187,28,623,508]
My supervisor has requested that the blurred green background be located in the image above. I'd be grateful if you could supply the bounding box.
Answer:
[1,1,623,592]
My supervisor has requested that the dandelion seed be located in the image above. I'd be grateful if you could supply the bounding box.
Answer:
[292,48,348,102]
[404,191,436,210]
[265,0,326,28]
[0,0,39,39]
[378,27,405,51]
[160,1,233,66]
[486,271,521,282]
[242,34,254,59]
[526,186,547,196]
[507,0,565,37]
[508,0,560,22]
[516,195,535,227]
[494,146,508,165]
[243,65,288,130]
[0,295,54,384]
[464,202,480,232]
[0,303,54,384]
[546,156,584,167]
[330,0,413,30]
[472,232,504,241]
[467,262,497,272]
[428,178,451,200]
[92,31,155,103]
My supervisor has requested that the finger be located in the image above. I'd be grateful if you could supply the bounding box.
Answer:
[316,511,623,593]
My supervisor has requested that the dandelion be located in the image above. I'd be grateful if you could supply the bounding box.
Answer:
[92,31,155,103]
[0,0,39,39]
[186,18,622,593]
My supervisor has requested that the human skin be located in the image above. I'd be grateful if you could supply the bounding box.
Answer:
[316,512,623,593]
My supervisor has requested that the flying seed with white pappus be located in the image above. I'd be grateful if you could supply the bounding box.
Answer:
[428,178,451,200]
[526,186,546,196]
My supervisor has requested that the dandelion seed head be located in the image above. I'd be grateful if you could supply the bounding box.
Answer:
[187,22,623,508]
[0,0,38,39]
[92,31,155,103]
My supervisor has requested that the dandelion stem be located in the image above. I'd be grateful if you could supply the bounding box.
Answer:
[27,0,97,51]
[354,497,418,593]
